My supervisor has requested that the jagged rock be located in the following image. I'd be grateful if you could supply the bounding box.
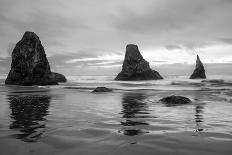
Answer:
[5,31,67,85]
[190,55,206,79]
[92,87,112,93]
[160,96,192,105]
[115,44,163,81]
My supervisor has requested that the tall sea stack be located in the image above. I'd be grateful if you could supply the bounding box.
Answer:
[5,31,67,85]
[190,55,206,79]
[115,44,163,81]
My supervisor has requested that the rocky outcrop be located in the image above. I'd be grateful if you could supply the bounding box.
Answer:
[190,55,206,79]
[160,96,191,105]
[51,72,67,83]
[5,31,67,85]
[115,44,163,81]
[92,87,112,93]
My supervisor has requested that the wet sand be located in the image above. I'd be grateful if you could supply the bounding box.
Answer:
[0,85,232,155]
[1,128,232,155]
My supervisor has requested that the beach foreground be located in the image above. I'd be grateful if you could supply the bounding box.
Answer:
[0,76,232,155]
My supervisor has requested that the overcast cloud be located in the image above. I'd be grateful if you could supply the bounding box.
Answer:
[0,0,232,75]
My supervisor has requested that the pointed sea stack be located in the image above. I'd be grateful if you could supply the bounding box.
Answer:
[190,55,206,79]
[5,31,67,85]
[115,44,163,81]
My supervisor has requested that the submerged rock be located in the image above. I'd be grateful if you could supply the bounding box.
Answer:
[160,96,191,105]
[92,87,112,93]
[190,55,206,79]
[5,31,67,85]
[115,44,163,81]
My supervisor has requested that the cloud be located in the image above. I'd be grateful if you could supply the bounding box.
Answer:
[6,42,15,57]
[114,0,232,31]
[180,41,215,50]
[47,50,124,72]
[65,54,123,64]
[113,1,202,33]
[0,0,232,75]
[0,56,11,75]
[165,45,182,51]
[218,38,232,45]
[0,10,87,48]
[112,0,232,49]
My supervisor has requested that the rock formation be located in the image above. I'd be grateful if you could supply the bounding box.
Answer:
[51,72,67,83]
[190,55,206,79]
[92,87,112,93]
[115,44,163,81]
[160,96,191,105]
[5,31,67,85]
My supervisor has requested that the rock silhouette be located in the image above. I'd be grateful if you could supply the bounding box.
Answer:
[51,72,67,83]
[190,55,206,79]
[115,44,163,81]
[92,87,112,93]
[160,96,191,105]
[5,31,67,85]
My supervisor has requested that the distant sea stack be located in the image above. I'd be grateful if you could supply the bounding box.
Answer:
[115,44,163,81]
[5,31,67,85]
[190,55,206,79]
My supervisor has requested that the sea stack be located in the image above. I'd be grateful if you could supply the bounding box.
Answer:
[115,44,163,81]
[190,55,206,79]
[5,31,67,85]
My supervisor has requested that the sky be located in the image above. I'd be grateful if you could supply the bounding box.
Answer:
[0,0,232,76]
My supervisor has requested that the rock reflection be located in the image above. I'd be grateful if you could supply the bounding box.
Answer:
[192,91,205,132]
[195,104,204,132]
[120,93,150,136]
[8,95,51,142]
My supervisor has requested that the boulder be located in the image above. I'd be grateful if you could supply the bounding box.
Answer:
[51,72,67,83]
[190,55,206,79]
[115,44,163,81]
[5,31,67,85]
[92,87,112,93]
[160,95,191,105]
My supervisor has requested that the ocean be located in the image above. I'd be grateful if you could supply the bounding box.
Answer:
[0,75,232,155]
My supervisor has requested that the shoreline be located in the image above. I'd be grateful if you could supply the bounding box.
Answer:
[0,78,232,155]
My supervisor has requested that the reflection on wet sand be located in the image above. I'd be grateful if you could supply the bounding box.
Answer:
[195,104,204,132]
[8,95,51,142]
[192,90,205,132]
[120,93,150,136]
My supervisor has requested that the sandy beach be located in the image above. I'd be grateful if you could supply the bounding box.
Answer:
[1,0,232,154]
[1,76,232,155]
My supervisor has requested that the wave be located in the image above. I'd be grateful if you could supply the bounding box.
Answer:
[2,75,232,91]
[202,79,232,86]
[63,86,232,92]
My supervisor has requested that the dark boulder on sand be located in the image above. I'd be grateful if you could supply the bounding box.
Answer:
[115,44,163,81]
[92,87,112,93]
[5,31,67,85]
[160,96,191,105]
[190,55,206,79]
